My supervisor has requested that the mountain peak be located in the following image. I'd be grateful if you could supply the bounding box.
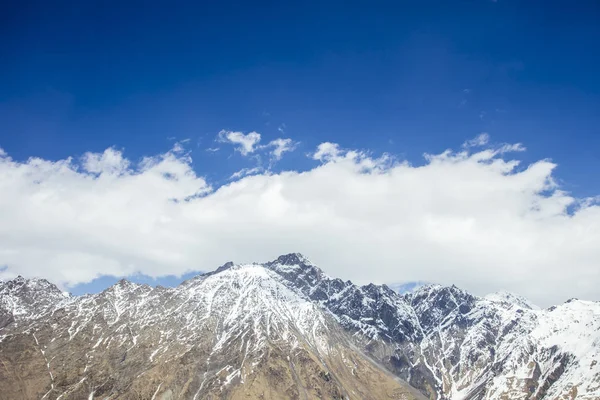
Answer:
[271,252,312,266]
[1,275,61,293]
[485,290,540,310]
[0,274,68,324]
[212,260,235,274]
[99,278,148,297]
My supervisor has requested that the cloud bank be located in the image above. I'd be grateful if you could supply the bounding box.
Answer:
[0,138,598,306]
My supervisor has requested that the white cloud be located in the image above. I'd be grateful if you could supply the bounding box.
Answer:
[82,147,130,175]
[461,133,525,155]
[230,167,263,180]
[463,133,490,148]
[206,147,220,152]
[171,140,192,155]
[266,138,297,160]
[217,129,297,163]
[312,142,342,161]
[217,130,261,155]
[0,139,598,307]
[499,142,526,153]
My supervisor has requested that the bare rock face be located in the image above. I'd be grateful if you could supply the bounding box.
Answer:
[0,253,598,400]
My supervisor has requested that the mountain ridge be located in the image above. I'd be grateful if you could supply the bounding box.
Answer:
[0,253,598,399]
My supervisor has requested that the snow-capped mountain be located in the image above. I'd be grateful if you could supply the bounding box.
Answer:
[0,276,69,329]
[403,284,599,399]
[0,254,598,400]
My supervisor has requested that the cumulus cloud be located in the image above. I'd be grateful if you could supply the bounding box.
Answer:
[217,130,262,155]
[312,142,342,161]
[81,147,130,175]
[0,139,598,307]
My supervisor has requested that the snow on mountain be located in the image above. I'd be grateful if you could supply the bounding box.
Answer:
[0,275,71,330]
[529,299,600,398]
[485,290,541,310]
[266,256,600,399]
[0,253,598,400]
[180,262,332,355]
[0,257,423,400]
[266,253,421,344]
[405,284,599,399]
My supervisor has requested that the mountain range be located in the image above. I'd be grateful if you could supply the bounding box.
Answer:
[0,253,598,399]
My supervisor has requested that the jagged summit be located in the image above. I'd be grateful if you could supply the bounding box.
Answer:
[269,252,314,266]
[0,274,69,329]
[183,252,314,283]
[2,275,57,289]
[0,275,66,301]
[207,260,235,276]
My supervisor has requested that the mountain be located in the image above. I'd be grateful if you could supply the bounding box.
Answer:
[0,276,69,329]
[0,254,598,400]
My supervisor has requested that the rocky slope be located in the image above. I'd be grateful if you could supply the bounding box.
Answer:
[270,254,600,399]
[0,259,423,400]
[0,253,598,400]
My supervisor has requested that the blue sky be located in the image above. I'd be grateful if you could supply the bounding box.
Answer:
[1,1,599,302]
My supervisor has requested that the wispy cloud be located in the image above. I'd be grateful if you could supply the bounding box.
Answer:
[459,88,471,107]
[462,133,526,155]
[463,133,490,148]
[229,167,263,180]
[265,138,297,161]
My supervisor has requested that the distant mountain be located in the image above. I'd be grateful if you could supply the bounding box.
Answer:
[0,254,598,399]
